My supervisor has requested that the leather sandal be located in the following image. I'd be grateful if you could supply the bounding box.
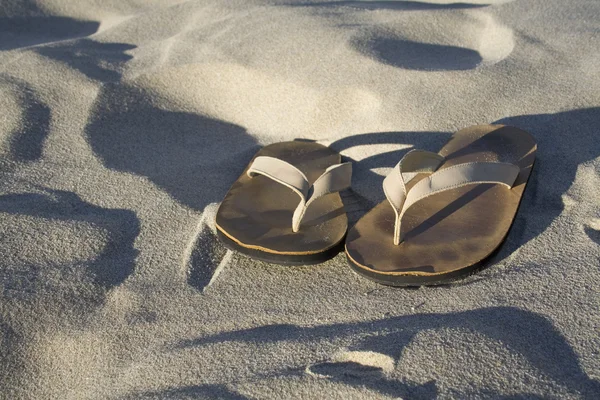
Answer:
[216,141,352,265]
[345,124,537,286]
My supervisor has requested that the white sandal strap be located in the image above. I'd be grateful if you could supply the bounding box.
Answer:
[385,157,520,245]
[383,150,445,212]
[248,156,352,232]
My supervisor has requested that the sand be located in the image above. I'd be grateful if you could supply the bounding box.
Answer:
[0,0,599,398]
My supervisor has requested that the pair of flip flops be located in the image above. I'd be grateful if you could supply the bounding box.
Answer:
[216,125,537,286]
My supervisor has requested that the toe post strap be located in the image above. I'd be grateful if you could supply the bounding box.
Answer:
[247,156,352,232]
[383,150,446,211]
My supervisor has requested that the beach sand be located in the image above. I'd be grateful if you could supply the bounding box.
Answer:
[1,0,599,398]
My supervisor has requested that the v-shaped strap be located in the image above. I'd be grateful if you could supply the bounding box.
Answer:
[383,150,445,244]
[384,151,520,245]
[247,156,352,232]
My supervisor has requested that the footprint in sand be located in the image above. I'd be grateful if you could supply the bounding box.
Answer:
[306,350,395,379]
[184,203,232,293]
[350,3,515,70]
[0,188,140,302]
[584,218,600,245]
[305,349,437,398]
[0,75,51,163]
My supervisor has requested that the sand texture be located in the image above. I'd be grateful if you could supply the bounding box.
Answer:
[1,0,599,398]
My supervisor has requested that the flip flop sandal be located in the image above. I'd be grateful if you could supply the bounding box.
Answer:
[216,141,352,265]
[345,124,537,286]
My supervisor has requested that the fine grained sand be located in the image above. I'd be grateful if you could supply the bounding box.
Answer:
[0,0,599,398]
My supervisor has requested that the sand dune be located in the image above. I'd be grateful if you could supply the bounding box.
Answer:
[0,0,599,399]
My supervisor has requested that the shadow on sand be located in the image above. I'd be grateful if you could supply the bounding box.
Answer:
[1,37,134,170]
[85,84,259,211]
[175,306,599,398]
[0,74,51,163]
[36,39,135,82]
[289,1,489,71]
[354,36,483,71]
[0,16,99,51]
[495,108,600,254]
[0,188,140,291]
